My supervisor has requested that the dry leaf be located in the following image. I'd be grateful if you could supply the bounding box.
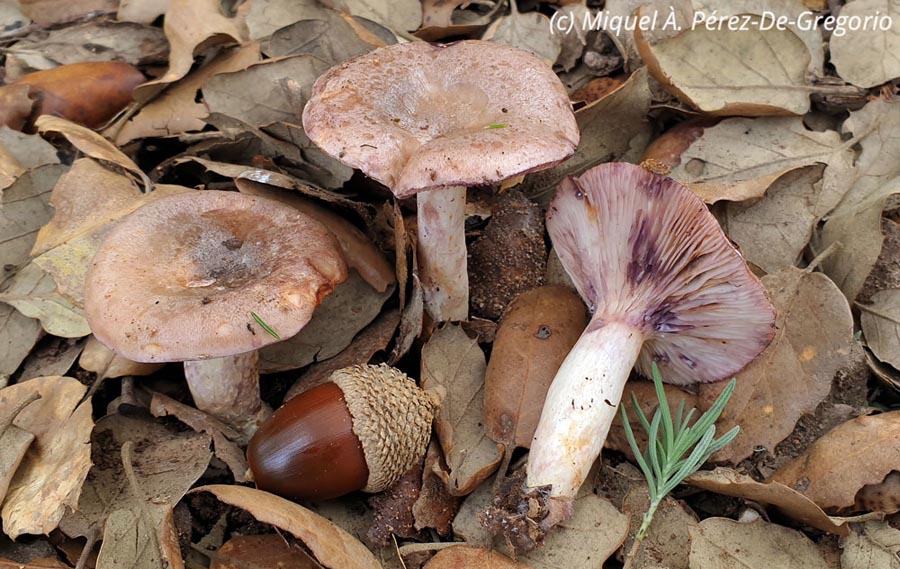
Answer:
[286,308,400,400]
[816,98,900,302]
[689,518,832,568]
[687,468,871,535]
[203,55,331,127]
[636,17,811,115]
[194,485,382,569]
[1,164,64,275]
[0,127,59,191]
[0,305,41,379]
[0,0,29,38]
[245,0,329,40]
[484,286,586,448]
[831,0,900,88]
[424,546,529,568]
[860,290,900,370]
[134,0,245,101]
[421,0,470,28]
[259,270,394,373]
[602,0,693,69]
[0,394,37,509]
[520,67,651,197]
[841,521,900,569]
[621,484,697,569]
[698,267,854,464]
[117,0,169,24]
[18,0,115,26]
[421,324,502,496]
[324,0,422,32]
[79,336,163,380]
[482,2,561,66]
[17,337,85,380]
[667,117,852,204]
[771,411,900,512]
[0,262,90,338]
[210,534,320,569]
[114,44,262,145]
[412,440,462,535]
[0,376,93,539]
[267,9,390,64]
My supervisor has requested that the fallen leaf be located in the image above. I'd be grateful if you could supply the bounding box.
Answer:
[203,55,331,127]
[267,9,391,64]
[421,324,502,496]
[388,203,423,365]
[725,165,840,272]
[667,117,852,204]
[689,518,832,568]
[521,67,651,198]
[78,336,162,380]
[0,262,89,338]
[1,376,93,539]
[602,0,693,70]
[687,467,871,535]
[134,0,245,101]
[1,163,64,275]
[841,521,900,569]
[18,0,115,26]
[113,43,262,145]
[17,337,85,380]
[210,534,320,569]
[193,485,382,569]
[245,0,329,40]
[621,484,698,569]
[816,98,900,302]
[259,270,394,373]
[285,308,400,400]
[60,414,211,569]
[0,127,59,191]
[450,471,494,547]
[424,546,529,568]
[554,3,589,72]
[571,76,626,105]
[468,191,547,320]
[324,0,422,32]
[771,411,900,512]
[831,0,900,88]
[860,290,900,370]
[0,0,30,39]
[698,267,854,464]
[860,218,900,304]
[0,393,37,508]
[0,305,41,379]
[117,0,169,24]
[413,440,462,535]
[636,16,811,115]
[421,0,469,28]
[484,286,587,448]
[482,2,561,66]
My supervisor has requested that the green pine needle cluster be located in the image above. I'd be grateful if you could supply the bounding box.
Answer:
[621,363,740,546]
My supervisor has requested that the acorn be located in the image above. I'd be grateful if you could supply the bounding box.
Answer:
[247,364,438,501]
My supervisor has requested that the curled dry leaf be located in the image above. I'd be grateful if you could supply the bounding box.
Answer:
[841,521,900,569]
[698,267,854,464]
[830,0,900,88]
[193,485,381,569]
[860,289,900,370]
[689,518,832,569]
[686,467,872,535]
[259,270,394,373]
[0,376,93,539]
[79,335,163,380]
[771,411,900,512]
[664,117,852,204]
[422,325,502,496]
[484,285,587,448]
[210,534,320,569]
[521,68,651,197]
[635,16,811,115]
[816,98,900,303]
[424,546,529,569]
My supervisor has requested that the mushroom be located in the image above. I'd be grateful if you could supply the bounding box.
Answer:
[302,40,578,321]
[514,163,776,541]
[84,190,347,436]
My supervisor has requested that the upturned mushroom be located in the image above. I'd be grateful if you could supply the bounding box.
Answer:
[302,40,579,321]
[499,163,776,543]
[84,190,347,436]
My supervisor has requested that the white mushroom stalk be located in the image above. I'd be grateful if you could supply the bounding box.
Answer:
[417,186,468,320]
[524,163,776,526]
[184,353,270,436]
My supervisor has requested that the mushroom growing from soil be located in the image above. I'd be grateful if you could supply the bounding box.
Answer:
[488,163,776,548]
[84,190,347,436]
[302,40,579,322]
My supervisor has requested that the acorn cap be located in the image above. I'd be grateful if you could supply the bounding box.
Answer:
[302,40,579,198]
[331,364,438,493]
[547,163,776,385]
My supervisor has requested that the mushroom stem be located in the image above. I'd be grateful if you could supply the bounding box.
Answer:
[417,185,468,322]
[527,320,644,501]
[183,351,272,438]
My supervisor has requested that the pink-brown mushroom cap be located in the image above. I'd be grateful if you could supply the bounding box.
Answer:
[302,40,579,198]
[84,191,348,363]
[547,163,776,385]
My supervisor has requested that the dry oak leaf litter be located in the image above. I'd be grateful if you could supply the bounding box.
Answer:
[771,411,900,513]
[830,0,900,88]
[860,289,900,370]
[841,521,900,569]
[698,266,854,464]
[193,485,381,569]
[0,262,89,338]
[689,518,833,569]
[0,376,92,539]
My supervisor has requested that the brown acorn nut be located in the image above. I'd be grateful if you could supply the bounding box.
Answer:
[248,364,438,501]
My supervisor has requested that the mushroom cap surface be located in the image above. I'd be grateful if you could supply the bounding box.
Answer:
[302,40,579,198]
[547,163,776,385]
[85,190,348,363]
